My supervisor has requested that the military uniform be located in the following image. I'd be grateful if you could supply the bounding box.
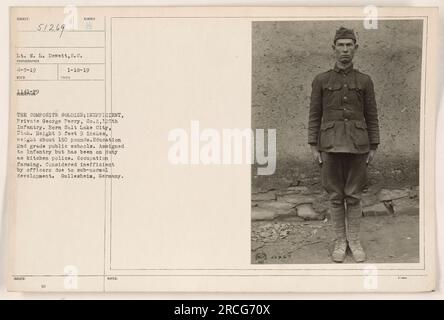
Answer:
[308,63,379,153]
[308,27,380,262]
[308,63,380,207]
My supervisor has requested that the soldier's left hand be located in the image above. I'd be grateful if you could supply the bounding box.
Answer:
[367,149,377,165]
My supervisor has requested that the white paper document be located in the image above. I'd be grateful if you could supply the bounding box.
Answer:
[7,6,438,292]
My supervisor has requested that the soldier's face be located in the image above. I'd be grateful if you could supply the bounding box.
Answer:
[332,39,358,63]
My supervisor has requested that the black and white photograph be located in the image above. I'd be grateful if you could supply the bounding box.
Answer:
[251,20,423,264]
[3,5,439,295]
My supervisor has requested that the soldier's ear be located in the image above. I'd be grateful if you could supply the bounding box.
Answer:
[354,43,359,50]
[331,44,336,51]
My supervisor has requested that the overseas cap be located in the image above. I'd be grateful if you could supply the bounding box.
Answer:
[334,27,357,43]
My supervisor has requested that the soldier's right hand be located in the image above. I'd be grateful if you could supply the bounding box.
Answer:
[310,145,323,165]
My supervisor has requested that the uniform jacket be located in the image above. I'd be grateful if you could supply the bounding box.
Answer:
[308,63,380,153]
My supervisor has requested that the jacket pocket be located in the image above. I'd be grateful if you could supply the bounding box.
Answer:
[348,82,364,92]
[351,121,369,147]
[319,121,336,149]
[347,82,364,102]
[323,83,342,92]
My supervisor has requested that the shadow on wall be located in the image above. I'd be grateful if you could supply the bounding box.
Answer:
[252,20,422,191]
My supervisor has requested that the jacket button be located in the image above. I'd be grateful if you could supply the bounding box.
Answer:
[344,118,348,121]
[343,96,348,100]
[344,84,348,88]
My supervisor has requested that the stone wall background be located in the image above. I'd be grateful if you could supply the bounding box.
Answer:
[252,20,423,192]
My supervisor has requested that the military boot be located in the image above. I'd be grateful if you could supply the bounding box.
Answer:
[330,204,347,263]
[346,204,366,263]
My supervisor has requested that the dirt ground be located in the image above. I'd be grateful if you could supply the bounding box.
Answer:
[251,213,419,264]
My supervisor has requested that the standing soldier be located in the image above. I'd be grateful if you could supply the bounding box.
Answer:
[308,27,380,263]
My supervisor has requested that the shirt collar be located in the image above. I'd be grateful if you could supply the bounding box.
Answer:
[333,63,354,74]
